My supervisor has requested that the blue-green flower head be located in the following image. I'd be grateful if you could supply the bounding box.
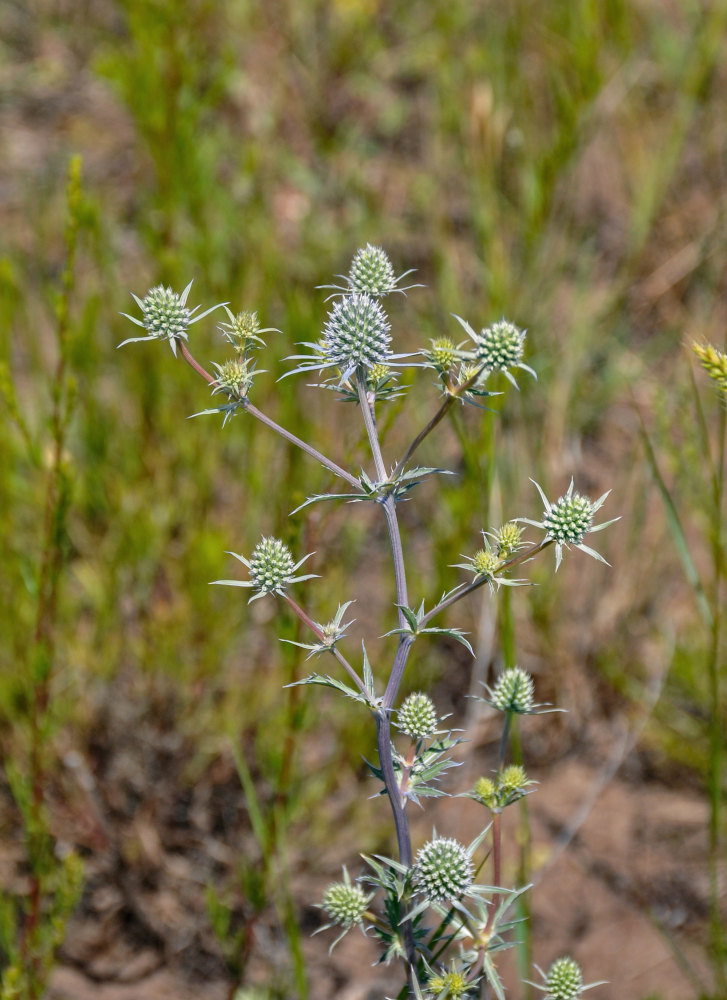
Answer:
[519,479,618,570]
[322,880,370,928]
[490,667,535,714]
[545,958,582,999]
[397,692,438,740]
[321,293,392,378]
[414,837,473,902]
[477,320,525,371]
[212,538,317,602]
[319,244,421,299]
[528,955,606,999]
[452,313,536,389]
[119,280,226,356]
[348,244,397,296]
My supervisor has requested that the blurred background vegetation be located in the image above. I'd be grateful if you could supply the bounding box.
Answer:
[0,0,725,997]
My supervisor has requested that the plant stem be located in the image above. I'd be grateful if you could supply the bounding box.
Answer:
[420,539,553,628]
[281,593,370,700]
[178,342,361,489]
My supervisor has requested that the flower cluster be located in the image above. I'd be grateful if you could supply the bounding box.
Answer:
[471,765,534,811]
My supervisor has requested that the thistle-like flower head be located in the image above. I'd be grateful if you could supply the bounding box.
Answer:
[452,536,526,592]
[414,837,473,902]
[469,766,535,812]
[321,879,370,928]
[489,521,525,556]
[427,965,471,998]
[396,692,438,740]
[489,666,535,714]
[219,306,278,353]
[319,244,421,299]
[315,867,374,952]
[424,337,459,379]
[528,956,606,999]
[322,293,392,374]
[452,313,536,389]
[119,280,226,356]
[519,479,618,570]
[212,537,317,602]
[211,358,257,401]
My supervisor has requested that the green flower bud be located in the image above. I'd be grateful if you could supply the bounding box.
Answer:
[348,244,397,297]
[490,667,535,714]
[212,358,254,400]
[368,362,392,385]
[473,776,498,810]
[545,957,584,1000]
[494,521,523,556]
[397,692,438,740]
[428,337,457,374]
[414,837,473,902]
[693,341,727,395]
[472,548,500,579]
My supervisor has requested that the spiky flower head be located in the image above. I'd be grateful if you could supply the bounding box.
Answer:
[490,667,535,714]
[427,337,458,376]
[543,490,594,545]
[472,776,498,810]
[321,293,391,375]
[213,538,317,602]
[499,764,529,796]
[452,314,536,388]
[427,966,471,998]
[414,837,473,902]
[451,535,525,594]
[545,958,584,999]
[520,479,617,571]
[397,692,438,740]
[493,521,524,556]
[348,244,397,296]
[219,307,277,352]
[472,548,500,579]
[319,244,420,299]
[321,879,370,928]
[119,280,226,356]
[211,358,255,401]
[250,538,295,591]
[692,341,727,395]
[476,320,525,371]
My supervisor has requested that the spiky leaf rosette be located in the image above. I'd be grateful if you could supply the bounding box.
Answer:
[414,837,473,902]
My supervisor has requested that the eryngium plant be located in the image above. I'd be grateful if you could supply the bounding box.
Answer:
[119,245,617,997]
